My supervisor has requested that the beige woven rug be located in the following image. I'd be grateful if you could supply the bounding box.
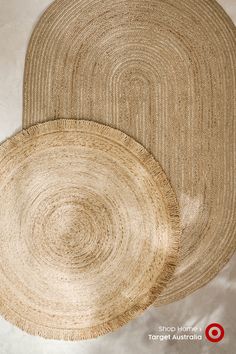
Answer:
[23,0,236,305]
[0,119,180,339]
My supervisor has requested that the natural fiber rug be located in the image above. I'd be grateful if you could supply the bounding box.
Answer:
[22,0,236,305]
[0,119,179,339]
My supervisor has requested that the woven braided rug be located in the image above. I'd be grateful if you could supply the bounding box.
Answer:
[0,120,180,339]
[23,0,236,305]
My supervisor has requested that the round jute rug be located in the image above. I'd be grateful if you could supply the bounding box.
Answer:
[23,0,236,305]
[0,119,180,340]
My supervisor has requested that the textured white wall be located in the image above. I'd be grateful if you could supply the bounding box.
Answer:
[0,1,235,353]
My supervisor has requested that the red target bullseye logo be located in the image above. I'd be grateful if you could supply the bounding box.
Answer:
[205,323,224,342]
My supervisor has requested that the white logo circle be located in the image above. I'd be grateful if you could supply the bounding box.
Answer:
[208,327,221,339]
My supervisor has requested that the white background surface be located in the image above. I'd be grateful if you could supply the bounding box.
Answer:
[0,1,235,353]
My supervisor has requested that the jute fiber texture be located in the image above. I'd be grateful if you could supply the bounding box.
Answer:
[0,119,180,340]
[23,0,236,305]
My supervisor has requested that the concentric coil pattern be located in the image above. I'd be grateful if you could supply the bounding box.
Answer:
[0,120,180,339]
[23,0,236,305]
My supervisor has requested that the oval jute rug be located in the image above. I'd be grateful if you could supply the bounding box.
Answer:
[0,119,180,340]
[23,0,236,304]
[23,0,236,305]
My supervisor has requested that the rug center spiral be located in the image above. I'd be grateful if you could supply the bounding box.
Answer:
[47,204,90,249]
[34,190,116,271]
